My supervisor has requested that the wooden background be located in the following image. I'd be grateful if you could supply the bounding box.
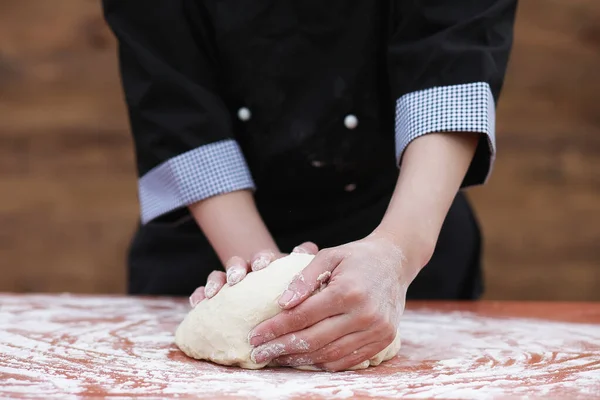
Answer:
[1,0,598,300]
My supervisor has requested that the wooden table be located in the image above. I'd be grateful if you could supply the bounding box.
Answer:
[1,294,599,399]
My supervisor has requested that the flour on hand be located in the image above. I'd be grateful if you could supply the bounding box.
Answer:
[175,253,401,370]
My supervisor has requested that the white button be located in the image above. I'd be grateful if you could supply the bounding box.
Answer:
[344,114,358,129]
[237,107,251,122]
[344,183,357,192]
[311,160,325,168]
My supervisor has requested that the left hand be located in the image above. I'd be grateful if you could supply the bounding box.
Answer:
[188,242,318,307]
[247,230,418,371]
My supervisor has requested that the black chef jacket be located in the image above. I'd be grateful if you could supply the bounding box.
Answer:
[102,0,517,299]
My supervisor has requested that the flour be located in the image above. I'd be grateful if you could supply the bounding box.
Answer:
[175,253,400,370]
[289,334,310,351]
[0,294,599,399]
[226,267,244,285]
[316,271,331,292]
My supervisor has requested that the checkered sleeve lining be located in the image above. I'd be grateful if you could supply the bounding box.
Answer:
[138,139,255,224]
[395,82,496,185]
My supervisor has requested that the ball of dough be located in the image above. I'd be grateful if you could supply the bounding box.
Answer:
[175,253,401,370]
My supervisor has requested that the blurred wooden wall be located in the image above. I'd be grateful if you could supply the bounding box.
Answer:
[0,0,598,299]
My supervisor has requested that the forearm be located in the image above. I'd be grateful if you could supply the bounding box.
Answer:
[189,190,279,266]
[376,132,480,275]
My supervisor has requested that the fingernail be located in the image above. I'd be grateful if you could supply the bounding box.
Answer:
[252,255,270,271]
[189,295,198,308]
[247,330,261,346]
[250,349,269,364]
[204,281,218,298]
[227,267,244,285]
[292,246,307,254]
[280,290,298,307]
[250,343,285,364]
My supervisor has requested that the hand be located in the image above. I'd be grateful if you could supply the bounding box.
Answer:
[188,242,319,307]
[247,231,418,371]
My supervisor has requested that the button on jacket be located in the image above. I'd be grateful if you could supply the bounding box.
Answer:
[103,0,517,226]
[104,1,516,299]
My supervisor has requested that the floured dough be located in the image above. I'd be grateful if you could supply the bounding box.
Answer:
[175,253,401,370]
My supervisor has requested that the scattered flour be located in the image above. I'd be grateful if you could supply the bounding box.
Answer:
[0,294,599,399]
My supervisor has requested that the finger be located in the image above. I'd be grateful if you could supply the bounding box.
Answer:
[250,314,354,364]
[204,270,226,299]
[251,250,278,271]
[249,284,347,346]
[291,242,319,255]
[226,266,246,285]
[318,341,388,372]
[278,248,343,309]
[225,256,248,285]
[274,331,371,367]
[188,286,206,308]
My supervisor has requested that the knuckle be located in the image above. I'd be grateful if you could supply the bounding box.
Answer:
[318,248,336,261]
[342,287,367,305]
[384,330,396,346]
[382,323,397,344]
[356,309,379,327]
[326,286,347,310]
[372,319,396,343]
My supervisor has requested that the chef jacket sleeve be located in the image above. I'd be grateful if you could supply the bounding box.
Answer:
[388,0,518,186]
[103,0,254,224]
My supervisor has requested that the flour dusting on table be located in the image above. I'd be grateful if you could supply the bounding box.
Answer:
[1,295,599,399]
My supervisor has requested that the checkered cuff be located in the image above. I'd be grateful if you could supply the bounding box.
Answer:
[395,82,496,184]
[138,139,255,224]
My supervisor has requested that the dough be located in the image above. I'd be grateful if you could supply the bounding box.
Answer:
[175,253,401,370]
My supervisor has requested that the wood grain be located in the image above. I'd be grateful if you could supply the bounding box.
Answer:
[0,0,598,299]
[0,0,132,293]
[471,0,600,300]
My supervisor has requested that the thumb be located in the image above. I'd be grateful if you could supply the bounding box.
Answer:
[278,249,342,309]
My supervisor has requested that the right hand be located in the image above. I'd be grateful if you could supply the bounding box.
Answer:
[188,242,318,307]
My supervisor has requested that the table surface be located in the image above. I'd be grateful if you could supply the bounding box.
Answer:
[1,294,599,399]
